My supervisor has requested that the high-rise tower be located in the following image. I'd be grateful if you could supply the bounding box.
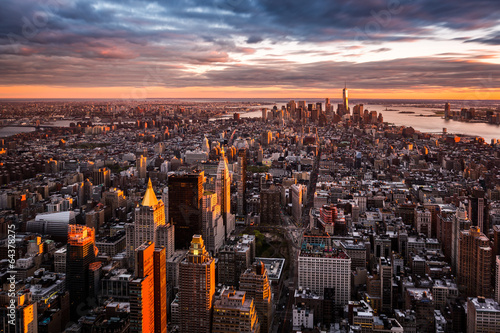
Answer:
[179,235,215,333]
[135,179,164,245]
[137,155,147,179]
[237,149,247,216]
[129,242,167,333]
[67,225,98,320]
[168,171,204,249]
[291,184,303,224]
[240,261,273,333]
[201,191,224,254]
[325,97,331,114]
[216,148,234,238]
[260,185,281,225]
[153,247,167,333]
[127,179,174,260]
[380,257,393,314]
[343,83,349,114]
[130,242,155,333]
[444,102,451,119]
[496,256,500,304]
[458,226,492,297]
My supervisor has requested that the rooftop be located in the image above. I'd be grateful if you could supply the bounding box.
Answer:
[407,288,433,302]
[299,246,350,260]
[141,178,158,207]
[295,288,322,300]
[469,297,500,312]
[255,257,285,280]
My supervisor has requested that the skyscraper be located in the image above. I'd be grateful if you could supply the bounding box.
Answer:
[162,186,169,224]
[137,155,147,179]
[127,179,174,260]
[216,148,234,238]
[237,149,247,216]
[458,226,492,297]
[168,171,204,249]
[444,102,451,119]
[496,256,500,304]
[134,178,165,244]
[291,184,303,224]
[451,204,470,272]
[380,257,393,314]
[343,83,349,114]
[315,102,322,113]
[260,185,281,225]
[202,136,210,153]
[240,261,273,333]
[469,191,487,232]
[66,225,98,320]
[353,104,363,123]
[311,108,319,122]
[129,242,167,333]
[130,242,155,333]
[153,247,167,333]
[201,191,224,254]
[288,100,296,119]
[179,235,215,333]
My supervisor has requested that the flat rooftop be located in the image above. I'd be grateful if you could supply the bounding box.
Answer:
[299,247,349,260]
[469,297,500,312]
[255,257,285,280]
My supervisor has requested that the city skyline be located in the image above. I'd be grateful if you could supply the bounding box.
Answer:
[1,0,500,99]
[0,94,499,332]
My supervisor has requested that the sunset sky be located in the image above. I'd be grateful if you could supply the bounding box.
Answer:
[1,0,499,99]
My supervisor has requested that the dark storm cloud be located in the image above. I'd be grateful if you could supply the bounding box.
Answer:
[215,0,500,41]
[2,0,499,49]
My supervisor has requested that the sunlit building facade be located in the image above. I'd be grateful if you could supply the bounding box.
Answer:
[213,289,260,333]
[66,224,98,320]
[179,235,215,333]
[240,261,273,333]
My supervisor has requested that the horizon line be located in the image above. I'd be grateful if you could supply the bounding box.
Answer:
[1,97,499,102]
